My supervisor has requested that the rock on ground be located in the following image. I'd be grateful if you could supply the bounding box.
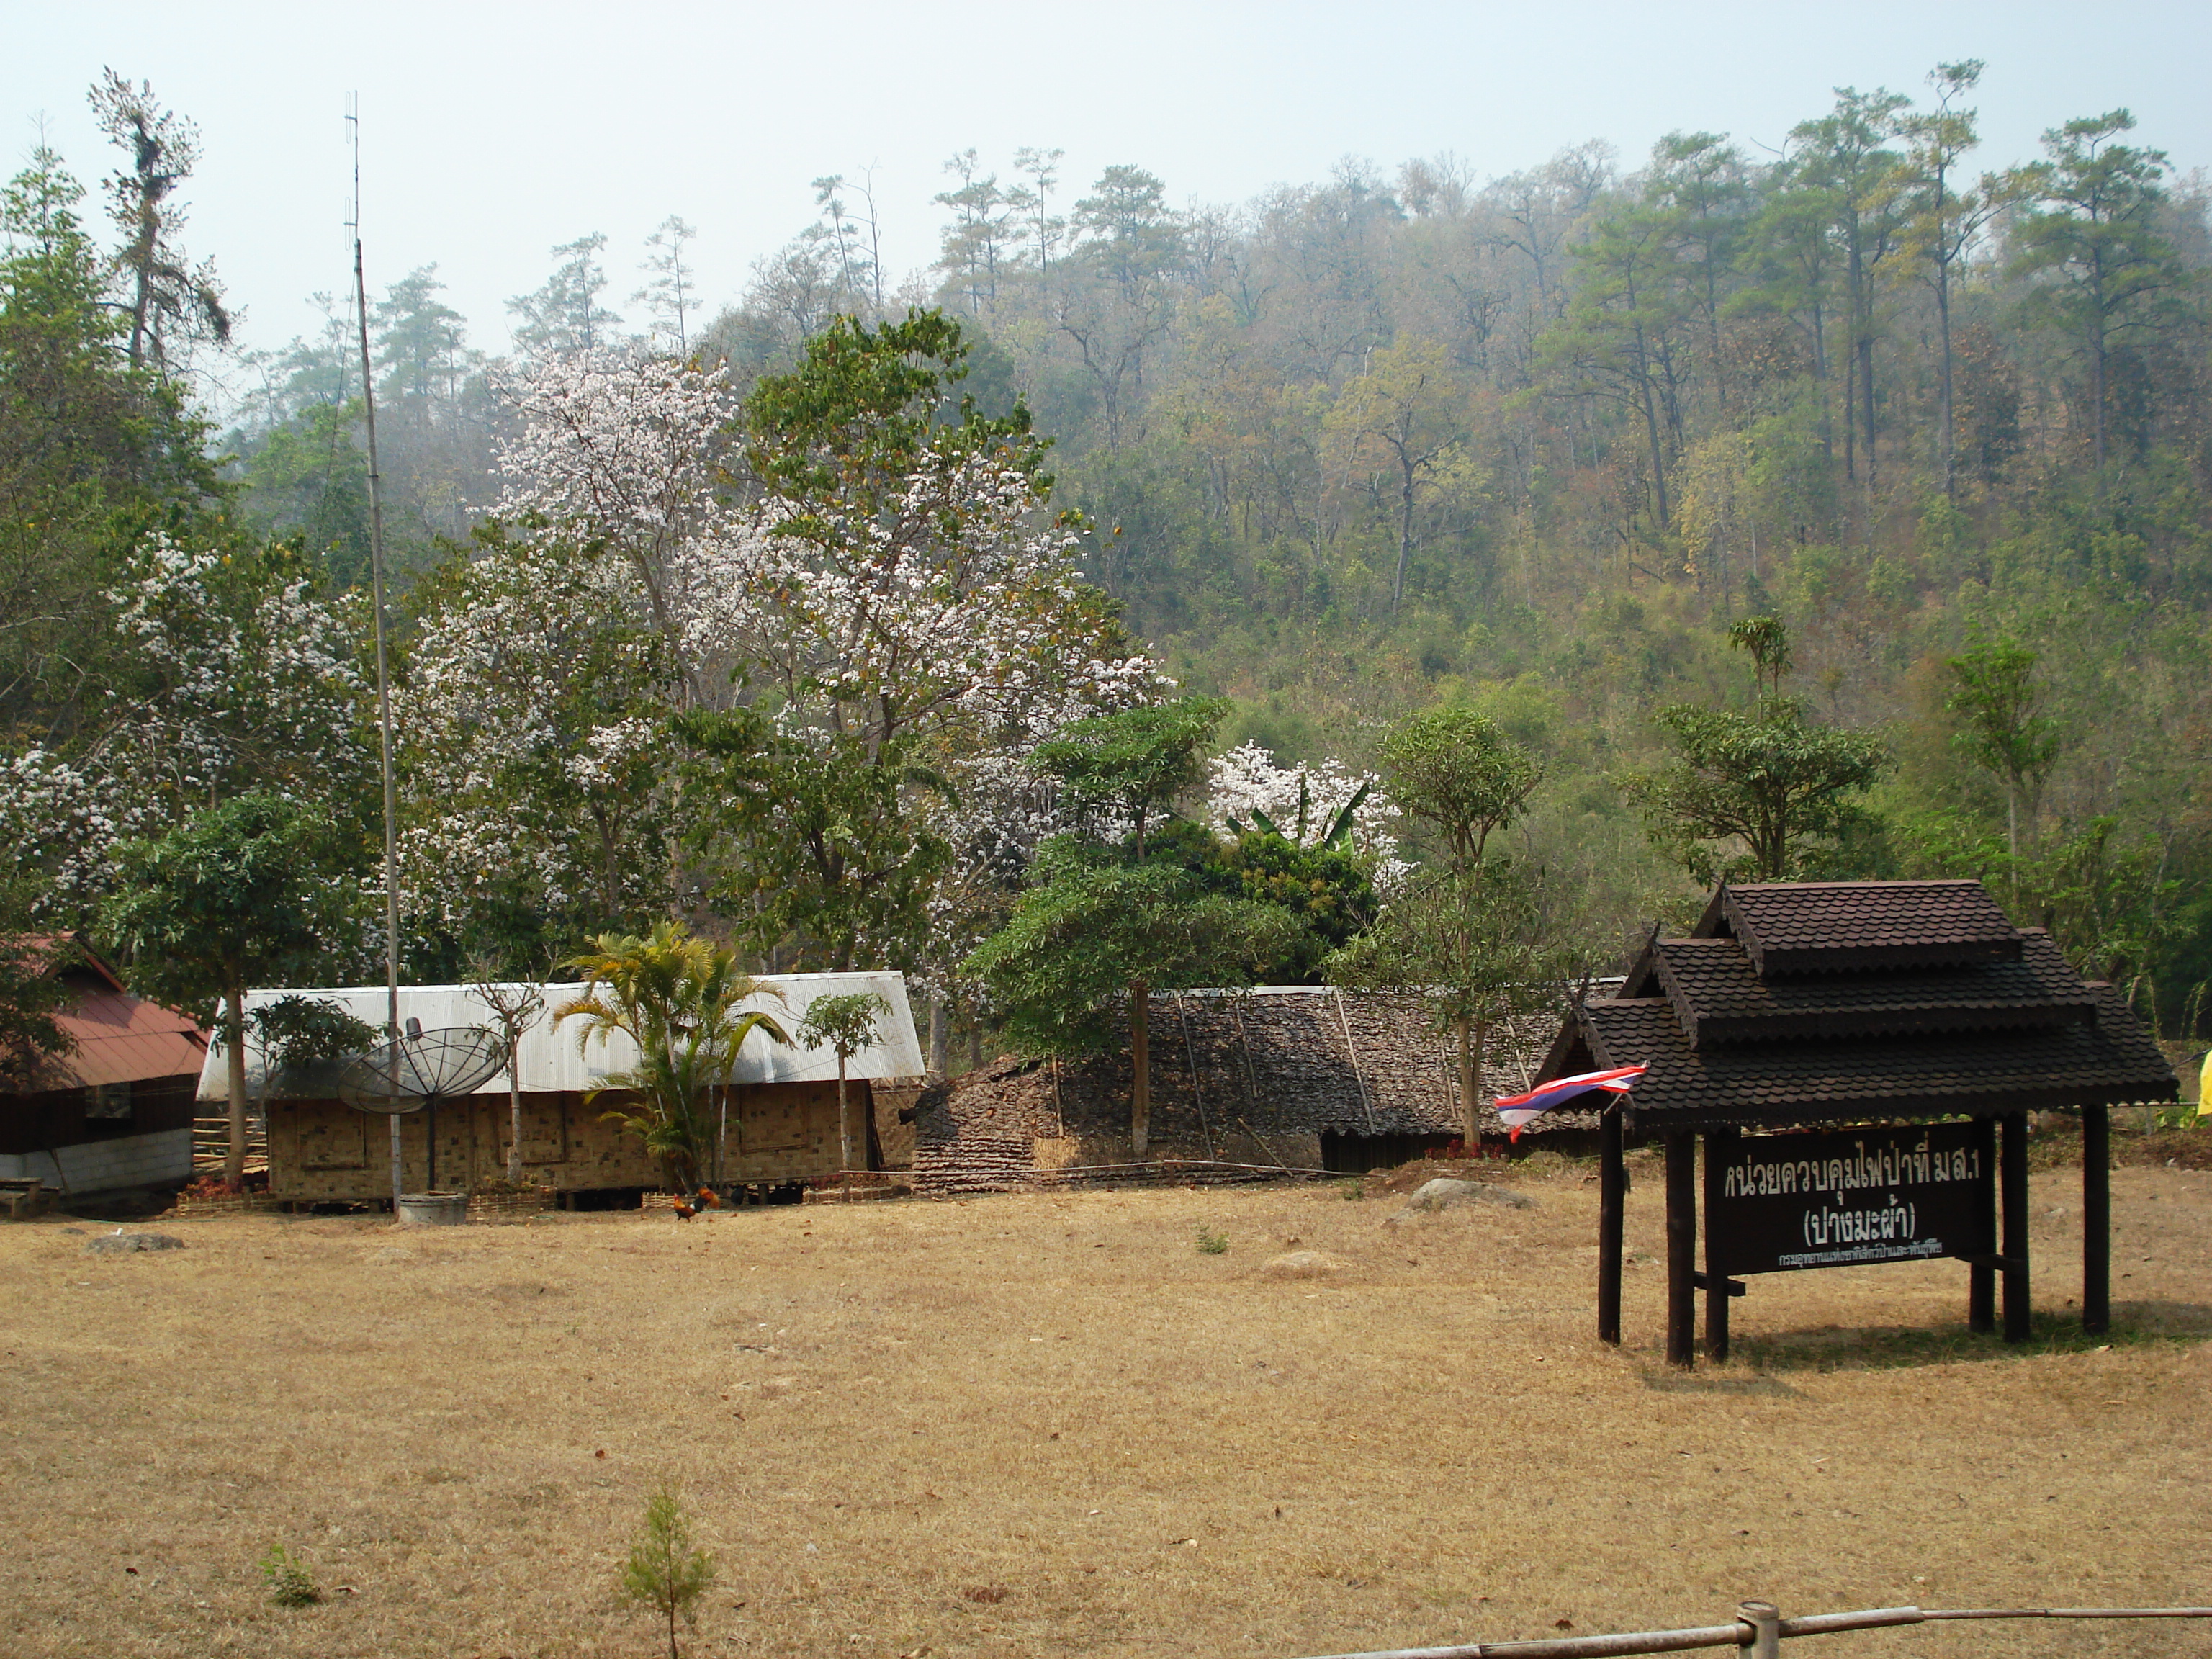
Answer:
[84,1231,184,1255]
[1261,1249,1350,1280]
[1386,1178,1535,1223]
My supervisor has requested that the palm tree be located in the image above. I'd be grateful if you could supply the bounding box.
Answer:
[557,923,788,1190]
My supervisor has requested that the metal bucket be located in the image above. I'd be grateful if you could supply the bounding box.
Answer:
[396,1191,467,1227]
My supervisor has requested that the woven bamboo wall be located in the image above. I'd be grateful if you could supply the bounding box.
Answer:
[266,1080,863,1200]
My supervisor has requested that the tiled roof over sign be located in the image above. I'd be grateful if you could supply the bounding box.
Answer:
[1581,982,2172,1127]
[1702,879,2026,975]
[1650,931,2095,1048]
[1534,878,2175,1128]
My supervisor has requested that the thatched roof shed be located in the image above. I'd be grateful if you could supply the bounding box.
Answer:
[920,984,1607,1184]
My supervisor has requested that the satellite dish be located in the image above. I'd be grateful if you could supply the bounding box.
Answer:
[338,1025,505,1195]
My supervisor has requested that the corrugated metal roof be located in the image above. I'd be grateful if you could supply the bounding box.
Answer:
[0,936,207,1092]
[196,973,922,1104]
[50,987,207,1089]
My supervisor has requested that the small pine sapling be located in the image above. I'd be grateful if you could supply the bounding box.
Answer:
[259,1543,320,1607]
[618,1482,716,1659]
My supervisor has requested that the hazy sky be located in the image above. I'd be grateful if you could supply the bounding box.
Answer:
[11,1,2211,370]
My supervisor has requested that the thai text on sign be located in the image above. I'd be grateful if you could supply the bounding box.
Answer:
[1707,1121,1992,1277]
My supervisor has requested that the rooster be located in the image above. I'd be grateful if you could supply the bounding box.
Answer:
[670,1187,724,1222]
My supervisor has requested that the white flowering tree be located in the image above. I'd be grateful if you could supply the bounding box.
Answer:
[0,535,372,923]
[460,320,1168,982]
[492,350,745,709]
[1207,742,1395,852]
[399,529,680,968]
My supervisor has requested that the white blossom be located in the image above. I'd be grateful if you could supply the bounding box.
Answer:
[1206,741,1396,852]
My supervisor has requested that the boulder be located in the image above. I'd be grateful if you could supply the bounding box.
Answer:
[84,1231,184,1256]
[1388,1178,1536,1222]
[1262,1249,1349,1280]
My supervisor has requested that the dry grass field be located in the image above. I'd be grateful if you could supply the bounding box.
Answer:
[4,1154,2209,1659]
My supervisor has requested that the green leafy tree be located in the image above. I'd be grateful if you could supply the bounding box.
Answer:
[1351,709,1555,1138]
[1788,86,1910,491]
[617,1482,716,1659]
[0,144,222,746]
[675,713,949,974]
[507,233,621,359]
[1626,699,1891,883]
[1946,636,2062,864]
[1624,616,1891,883]
[1539,186,1691,529]
[557,923,787,1190]
[1725,613,1794,696]
[1896,60,1996,495]
[964,845,1300,1156]
[742,307,1045,512]
[1331,861,1581,1143]
[96,794,356,1182]
[796,991,892,1172]
[0,902,75,1093]
[1379,707,1542,870]
[2008,110,2179,473]
[87,70,231,372]
[968,697,1299,1155]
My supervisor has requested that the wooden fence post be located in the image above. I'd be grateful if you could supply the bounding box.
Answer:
[1736,1600,1780,1659]
[1598,1110,1624,1346]
[1664,1133,1696,1368]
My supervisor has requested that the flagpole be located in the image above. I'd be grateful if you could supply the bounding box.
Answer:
[348,94,405,1216]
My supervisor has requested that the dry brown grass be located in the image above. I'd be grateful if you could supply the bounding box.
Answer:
[4,1159,2210,1659]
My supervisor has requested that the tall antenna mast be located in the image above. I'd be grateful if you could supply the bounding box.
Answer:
[347,93,406,1213]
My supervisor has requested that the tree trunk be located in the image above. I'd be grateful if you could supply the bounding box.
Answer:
[506,1058,524,1185]
[1393,451,1415,615]
[1636,328,1671,529]
[1129,980,1150,1158]
[224,981,248,1186]
[1455,1016,1478,1145]
[928,997,948,1078]
[1936,271,1956,497]
[1858,332,1877,495]
[1843,338,1857,483]
[2091,329,2108,476]
[836,1061,853,1173]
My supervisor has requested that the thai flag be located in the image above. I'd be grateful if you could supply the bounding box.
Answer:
[1493,1065,1648,1141]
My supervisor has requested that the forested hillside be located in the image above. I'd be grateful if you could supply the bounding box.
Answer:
[5,63,2210,1066]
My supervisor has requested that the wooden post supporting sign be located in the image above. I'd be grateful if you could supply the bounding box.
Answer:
[1968,1115,1997,1334]
[1597,1110,1624,1346]
[2082,1102,2110,1336]
[1701,1126,1737,1363]
[1664,1133,1696,1368]
[2001,1110,2030,1343]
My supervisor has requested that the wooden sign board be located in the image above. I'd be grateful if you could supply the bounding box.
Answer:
[1707,1122,1992,1278]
